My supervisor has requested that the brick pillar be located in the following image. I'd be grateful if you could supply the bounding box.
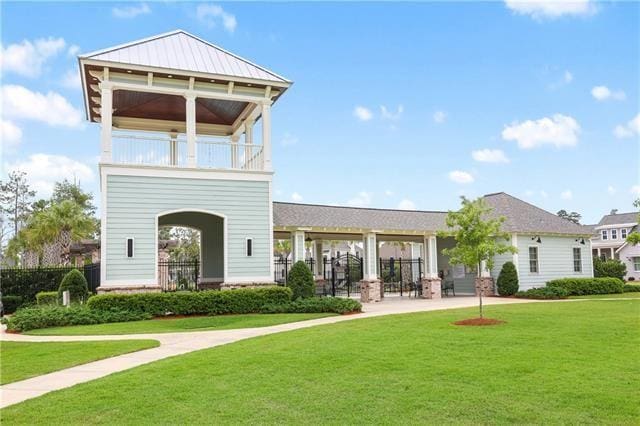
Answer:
[421,277,442,299]
[475,277,495,296]
[360,278,382,303]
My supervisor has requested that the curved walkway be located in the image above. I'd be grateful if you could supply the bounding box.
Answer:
[0,297,537,408]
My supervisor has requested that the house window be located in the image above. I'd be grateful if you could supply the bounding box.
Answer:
[634,257,640,272]
[246,238,253,257]
[529,246,539,273]
[126,238,134,258]
[621,228,628,239]
[601,230,608,240]
[573,247,582,273]
[611,229,618,239]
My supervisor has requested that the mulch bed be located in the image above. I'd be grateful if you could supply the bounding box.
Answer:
[453,317,506,326]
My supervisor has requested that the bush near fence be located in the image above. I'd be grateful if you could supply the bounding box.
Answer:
[1,264,100,304]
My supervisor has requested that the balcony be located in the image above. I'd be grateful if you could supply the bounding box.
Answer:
[110,131,265,171]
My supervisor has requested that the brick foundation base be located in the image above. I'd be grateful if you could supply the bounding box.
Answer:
[475,277,495,296]
[421,278,442,299]
[360,279,382,303]
[96,285,161,294]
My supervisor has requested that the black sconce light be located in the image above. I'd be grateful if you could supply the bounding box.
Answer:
[575,238,586,245]
[305,236,313,243]
[531,235,542,243]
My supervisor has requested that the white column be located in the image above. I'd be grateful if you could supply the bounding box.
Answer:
[261,102,272,171]
[99,83,113,162]
[363,232,378,280]
[185,92,197,167]
[480,260,491,278]
[427,235,438,278]
[169,131,178,166]
[512,234,519,276]
[410,242,421,281]
[245,119,254,169]
[314,240,324,278]
[291,231,305,263]
[230,134,239,168]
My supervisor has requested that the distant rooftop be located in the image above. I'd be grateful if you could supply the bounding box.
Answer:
[595,212,638,227]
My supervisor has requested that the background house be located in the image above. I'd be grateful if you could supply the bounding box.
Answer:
[590,210,640,280]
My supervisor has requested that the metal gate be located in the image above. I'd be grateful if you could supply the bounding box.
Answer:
[323,254,363,297]
[379,257,422,297]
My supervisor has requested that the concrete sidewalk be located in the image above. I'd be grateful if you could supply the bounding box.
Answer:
[1,296,534,408]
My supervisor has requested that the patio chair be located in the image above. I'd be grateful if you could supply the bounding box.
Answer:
[442,279,455,297]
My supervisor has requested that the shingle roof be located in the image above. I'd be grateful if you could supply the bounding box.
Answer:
[273,192,592,236]
[80,30,290,84]
[595,212,638,227]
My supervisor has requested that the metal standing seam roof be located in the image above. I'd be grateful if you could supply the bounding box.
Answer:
[273,192,593,236]
[80,30,291,84]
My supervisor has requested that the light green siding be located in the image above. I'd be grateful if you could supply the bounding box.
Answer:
[105,174,271,282]
[437,236,477,294]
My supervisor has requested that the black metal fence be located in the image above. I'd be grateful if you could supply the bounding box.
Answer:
[379,257,422,296]
[273,257,315,285]
[158,260,199,292]
[1,263,101,303]
[322,254,363,297]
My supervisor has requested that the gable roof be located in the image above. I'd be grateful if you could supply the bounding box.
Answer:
[595,212,638,227]
[273,192,592,236]
[80,30,290,84]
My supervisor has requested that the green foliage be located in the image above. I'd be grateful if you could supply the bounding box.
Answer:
[623,284,640,293]
[4,306,151,332]
[286,261,315,299]
[159,226,201,262]
[87,287,293,316]
[593,257,627,281]
[58,269,89,303]
[1,296,23,314]
[546,277,624,295]
[260,297,362,314]
[496,261,519,296]
[1,266,89,303]
[515,287,569,299]
[36,291,59,305]
[556,209,581,224]
[626,232,640,245]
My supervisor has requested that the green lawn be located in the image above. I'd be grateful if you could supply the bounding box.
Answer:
[570,292,640,299]
[26,313,336,335]
[0,340,158,385]
[2,300,639,424]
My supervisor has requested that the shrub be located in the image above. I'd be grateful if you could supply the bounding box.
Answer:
[87,286,293,316]
[58,269,89,303]
[496,261,519,296]
[546,277,624,296]
[261,297,362,315]
[36,291,59,306]
[623,284,640,293]
[593,257,627,281]
[287,261,315,299]
[1,296,23,314]
[4,305,151,332]
[515,287,569,299]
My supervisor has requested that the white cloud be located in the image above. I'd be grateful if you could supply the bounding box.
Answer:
[1,85,83,128]
[504,0,597,20]
[0,37,65,77]
[281,132,298,147]
[112,3,151,19]
[347,191,373,207]
[380,105,404,121]
[613,113,640,139]
[591,85,626,101]
[397,199,416,210]
[7,154,94,198]
[60,68,81,90]
[291,192,303,202]
[607,185,616,195]
[433,110,447,124]
[472,149,510,163]
[448,170,474,184]
[196,4,237,33]
[564,70,573,83]
[630,185,640,196]
[560,190,573,200]
[502,114,580,149]
[67,45,80,56]
[548,69,573,90]
[384,189,394,197]
[353,106,373,122]
[1,119,23,151]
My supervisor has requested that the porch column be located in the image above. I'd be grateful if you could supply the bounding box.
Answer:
[169,131,178,166]
[230,134,239,168]
[261,102,272,171]
[245,119,254,169]
[410,242,421,282]
[512,234,519,276]
[421,235,441,299]
[361,232,382,303]
[291,230,305,263]
[314,240,324,278]
[99,82,113,162]
[185,92,197,167]
[597,247,601,258]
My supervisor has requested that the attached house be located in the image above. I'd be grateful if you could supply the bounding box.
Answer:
[80,30,594,302]
[590,211,640,280]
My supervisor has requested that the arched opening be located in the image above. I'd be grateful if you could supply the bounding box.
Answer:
[156,210,225,290]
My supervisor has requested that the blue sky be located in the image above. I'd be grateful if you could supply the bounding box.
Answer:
[1,1,638,224]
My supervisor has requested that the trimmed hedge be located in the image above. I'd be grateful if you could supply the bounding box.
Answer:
[515,287,569,299]
[546,277,624,296]
[1,296,23,314]
[261,297,362,314]
[36,291,59,305]
[87,286,293,316]
[58,269,89,303]
[593,257,627,281]
[3,306,151,332]
[497,261,519,296]
[287,261,315,299]
[623,284,640,293]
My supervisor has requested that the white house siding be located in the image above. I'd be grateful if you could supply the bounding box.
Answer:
[105,174,271,283]
[618,244,640,281]
[490,246,515,292]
